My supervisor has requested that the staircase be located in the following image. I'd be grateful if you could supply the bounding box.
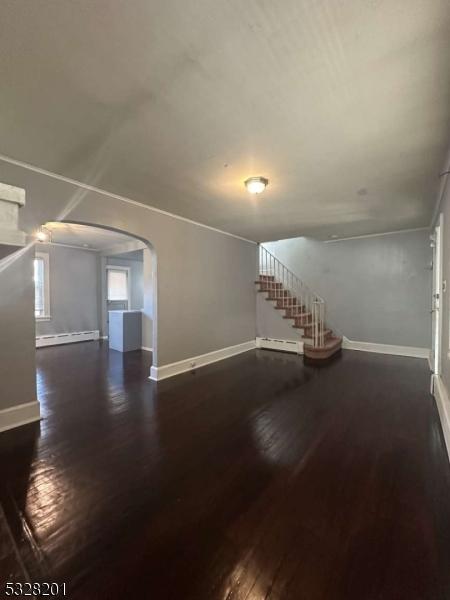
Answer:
[256,246,342,361]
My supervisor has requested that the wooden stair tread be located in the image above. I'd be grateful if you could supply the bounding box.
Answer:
[256,272,340,362]
[303,336,342,360]
[278,306,301,310]
[302,328,333,338]
[304,336,342,350]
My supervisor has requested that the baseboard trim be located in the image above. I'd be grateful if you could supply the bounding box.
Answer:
[433,375,450,464]
[141,346,153,352]
[0,401,41,434]
[342,337,429,359]
[255,337,303,354]
[36,330,100,348]
[150,340,255,381]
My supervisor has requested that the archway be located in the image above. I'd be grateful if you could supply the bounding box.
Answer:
[35,219,158,374]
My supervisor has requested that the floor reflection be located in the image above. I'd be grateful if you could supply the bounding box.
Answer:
[0,342,448,599]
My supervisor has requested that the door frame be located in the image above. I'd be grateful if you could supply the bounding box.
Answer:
[432,213,444,377]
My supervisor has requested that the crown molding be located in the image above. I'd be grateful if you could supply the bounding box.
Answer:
[0,153,257,245]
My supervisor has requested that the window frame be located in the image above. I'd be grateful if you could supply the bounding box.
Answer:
[34,251,51,321]
[106,265,131,305]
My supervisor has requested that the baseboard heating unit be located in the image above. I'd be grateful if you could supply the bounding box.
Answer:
[256,337,303,354]
[36,330,100,348]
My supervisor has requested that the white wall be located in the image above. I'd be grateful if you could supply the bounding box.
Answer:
[261,230,431,348]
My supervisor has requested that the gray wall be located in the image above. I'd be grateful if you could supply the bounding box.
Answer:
[0,245,36,410]
[257,292,303,342]
[142,248,153,349]
[0,158,257,373]
[35,244,99,336]
[262,230,431,348]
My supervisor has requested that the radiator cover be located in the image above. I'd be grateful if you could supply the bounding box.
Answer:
[255,337,303,354]
[36,330,100,348]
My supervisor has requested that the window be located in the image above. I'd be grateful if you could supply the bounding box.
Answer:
[34,252,50,319]
[107,267,129,302]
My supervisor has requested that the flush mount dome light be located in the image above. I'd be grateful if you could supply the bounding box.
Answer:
[245,176,268,194]
[36,225,51,243]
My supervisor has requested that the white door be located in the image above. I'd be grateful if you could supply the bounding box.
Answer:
[431,214,443,376]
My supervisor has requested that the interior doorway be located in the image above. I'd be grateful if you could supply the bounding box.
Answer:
[33,220,156,365]
[431,213,443,377]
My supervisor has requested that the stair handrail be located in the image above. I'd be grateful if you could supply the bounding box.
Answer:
[259,245,325,347]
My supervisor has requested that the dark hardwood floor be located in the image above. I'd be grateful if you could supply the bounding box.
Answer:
[1,342,450,599]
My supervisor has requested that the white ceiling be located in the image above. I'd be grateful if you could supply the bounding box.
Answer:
[0,1,449,241]
[45,222,135,251]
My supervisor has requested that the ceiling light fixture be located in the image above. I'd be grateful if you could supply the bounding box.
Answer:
[36,225,51,243]
[245,176,268,194]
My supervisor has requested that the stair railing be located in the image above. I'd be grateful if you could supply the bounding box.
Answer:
[259,245,325,347]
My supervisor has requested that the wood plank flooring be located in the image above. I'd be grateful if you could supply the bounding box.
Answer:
[0,342,450,599]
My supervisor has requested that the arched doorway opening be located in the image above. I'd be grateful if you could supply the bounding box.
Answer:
[33,220,157,374]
